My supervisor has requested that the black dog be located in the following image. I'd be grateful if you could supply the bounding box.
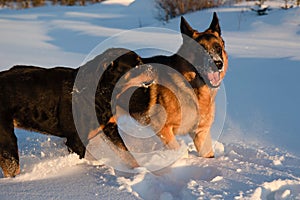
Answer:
[0,49,146,177]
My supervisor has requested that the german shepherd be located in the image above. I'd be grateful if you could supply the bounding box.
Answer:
[89,12,228,166]
[123,12,228,159]
[0,12,227,177]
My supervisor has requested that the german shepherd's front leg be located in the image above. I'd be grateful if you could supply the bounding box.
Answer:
[190,128,214,158]
[158,125,180,150]
[190,99,215,158]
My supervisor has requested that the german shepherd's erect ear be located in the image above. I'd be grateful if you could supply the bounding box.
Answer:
[180,16,195,38]
[180,12,221,38]
[207,12,221,36]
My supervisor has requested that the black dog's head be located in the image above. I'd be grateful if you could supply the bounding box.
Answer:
[180,12,228,88]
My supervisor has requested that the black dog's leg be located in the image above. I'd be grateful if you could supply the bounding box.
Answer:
[0,114,20,177]
[103,123,139,168]
[65,133,86,159]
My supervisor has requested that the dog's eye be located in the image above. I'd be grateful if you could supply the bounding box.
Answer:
[214,44,222,55]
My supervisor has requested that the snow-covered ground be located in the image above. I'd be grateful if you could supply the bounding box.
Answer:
[0,0,300,199]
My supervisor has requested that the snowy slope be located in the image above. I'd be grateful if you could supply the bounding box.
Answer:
[0,0,300,199]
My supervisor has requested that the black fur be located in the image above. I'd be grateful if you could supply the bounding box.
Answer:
[0,48,142,177]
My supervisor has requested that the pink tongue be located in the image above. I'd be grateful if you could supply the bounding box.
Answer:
[207,71,220,86]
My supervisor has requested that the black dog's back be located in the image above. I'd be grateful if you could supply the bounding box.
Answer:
[0,66,77,136]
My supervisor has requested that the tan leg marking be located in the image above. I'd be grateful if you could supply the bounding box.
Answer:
[158,126,180,150]
[87,116,117,140]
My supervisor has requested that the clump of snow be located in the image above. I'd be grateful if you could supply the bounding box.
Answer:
[211,176,223,182]
[17,154,85,181]
[271,155,285,166]
[250,179,300,199]
[102,0,135,6]
[213,141,225,157]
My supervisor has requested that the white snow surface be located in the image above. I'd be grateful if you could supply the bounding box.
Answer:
[0,0,300,199]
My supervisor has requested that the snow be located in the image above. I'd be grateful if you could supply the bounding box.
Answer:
[0,0,300,199]
[102,0,135,6]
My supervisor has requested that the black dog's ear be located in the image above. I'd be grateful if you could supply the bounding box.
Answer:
[180,16,195,38]
[208,12,221,35]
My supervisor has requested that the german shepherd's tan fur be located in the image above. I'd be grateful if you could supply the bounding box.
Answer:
[128,12,228,158]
